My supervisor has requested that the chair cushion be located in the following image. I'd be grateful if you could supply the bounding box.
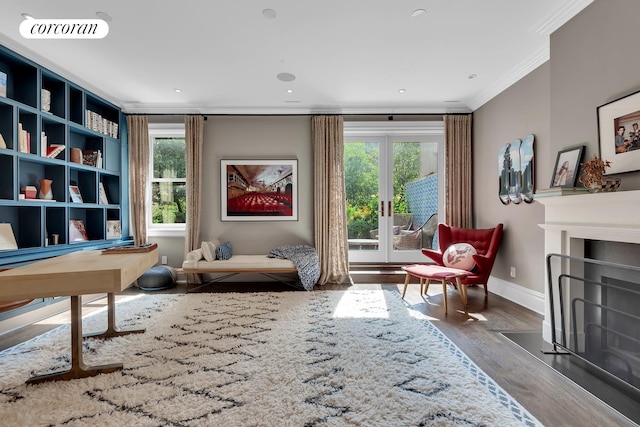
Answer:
[216,241,233,260]
[442,243,477,271]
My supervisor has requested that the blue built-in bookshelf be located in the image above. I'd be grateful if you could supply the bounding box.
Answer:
[0,44,131,269]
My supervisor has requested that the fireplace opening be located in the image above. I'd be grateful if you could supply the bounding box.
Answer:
[547,253,640,397]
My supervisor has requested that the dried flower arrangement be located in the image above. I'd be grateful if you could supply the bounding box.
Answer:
[578,155,611,188]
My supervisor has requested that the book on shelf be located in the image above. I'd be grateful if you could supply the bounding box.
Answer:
[102,243,158,254]
[106,220,121,239]
[40,131,47,156]
[98,182,109,204]
[46,144,65,159]
[0,71,6,98]
[0,132,6,149]
[82,149,101,167]
[18,123,30,153]
[69,185,83,203]
[533,187,590,198]
[0,223,18,250]
[69,219,89,242]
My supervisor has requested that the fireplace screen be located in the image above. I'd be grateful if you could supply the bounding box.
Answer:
[547,253,640,394]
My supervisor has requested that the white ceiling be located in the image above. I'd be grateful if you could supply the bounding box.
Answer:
[0,0,593,115]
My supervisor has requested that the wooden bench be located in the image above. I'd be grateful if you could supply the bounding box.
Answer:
[181,255,298,291]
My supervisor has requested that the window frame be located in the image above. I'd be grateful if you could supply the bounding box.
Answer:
[147,123,187,237]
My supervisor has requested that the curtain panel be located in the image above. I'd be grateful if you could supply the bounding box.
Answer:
[126,115,149,245]
[312,115,350,285]
[184,116,204,285]
[444,114,473,228]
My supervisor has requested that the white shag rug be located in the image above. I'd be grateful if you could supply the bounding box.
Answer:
[0,290,542,426]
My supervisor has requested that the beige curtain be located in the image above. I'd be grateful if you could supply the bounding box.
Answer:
[184,116,204,254]
[312,115,350,285]
[184,116,204,285]
[126,115,149,245]
[444,114,473,228]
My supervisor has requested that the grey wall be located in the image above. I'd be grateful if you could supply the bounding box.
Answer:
[152,115,313,267]
[473,63,549,293]
[473,0,640,295]
[201,116,313,252]
[550,0,640,189]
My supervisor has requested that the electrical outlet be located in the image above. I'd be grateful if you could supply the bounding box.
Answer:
[510,266,516,278]
[161,256,168,265]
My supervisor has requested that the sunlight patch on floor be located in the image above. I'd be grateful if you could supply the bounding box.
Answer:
[332,289,389,318]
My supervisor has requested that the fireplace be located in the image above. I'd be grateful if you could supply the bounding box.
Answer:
[537,190,640,395]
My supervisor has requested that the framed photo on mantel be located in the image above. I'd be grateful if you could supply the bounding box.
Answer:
[598,89,640,174]
[550,145,584,188]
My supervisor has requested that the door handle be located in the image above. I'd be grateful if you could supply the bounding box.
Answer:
[380,200,384,217]
[388,201,392,217]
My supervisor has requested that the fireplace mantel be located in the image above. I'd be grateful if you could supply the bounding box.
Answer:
[536,189,640,342]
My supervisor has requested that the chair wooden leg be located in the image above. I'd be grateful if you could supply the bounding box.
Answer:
[441,279,448,314]
[456,277,467,306]
[401,273,411,299]
[423,278,431,295]
[483,283,488,296]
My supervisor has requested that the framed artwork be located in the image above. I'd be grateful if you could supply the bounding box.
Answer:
[520,134,535,203]
[550,146,584,188]
[69,185,83,203]
[597,90,640,174]
[497,135,535,205]
[69,219,89,242]
[220,159,298,221]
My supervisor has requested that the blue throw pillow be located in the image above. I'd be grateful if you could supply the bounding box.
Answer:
[216,241,233,260]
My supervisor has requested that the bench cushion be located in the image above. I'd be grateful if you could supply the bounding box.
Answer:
[182,254,296,272]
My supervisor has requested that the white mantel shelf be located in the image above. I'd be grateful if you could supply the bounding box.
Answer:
[537,189,640,342]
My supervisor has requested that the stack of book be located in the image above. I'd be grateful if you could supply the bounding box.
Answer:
[18,123,30,153]
[85,110,118,138]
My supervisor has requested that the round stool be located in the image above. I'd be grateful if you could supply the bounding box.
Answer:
[137,266,177,291]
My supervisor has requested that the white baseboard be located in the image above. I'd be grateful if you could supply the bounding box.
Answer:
[488,276,545,316]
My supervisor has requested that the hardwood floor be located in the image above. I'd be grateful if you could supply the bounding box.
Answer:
[0,274,637,427]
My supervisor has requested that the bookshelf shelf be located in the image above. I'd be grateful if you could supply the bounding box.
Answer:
[0,44,130,267]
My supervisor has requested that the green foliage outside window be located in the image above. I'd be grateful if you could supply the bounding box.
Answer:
[152,137,186,224]
[344,142,420,238]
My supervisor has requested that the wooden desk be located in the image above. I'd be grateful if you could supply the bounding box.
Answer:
[0,248,158,383]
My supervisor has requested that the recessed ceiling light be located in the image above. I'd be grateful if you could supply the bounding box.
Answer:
[468,74,477,79]
[95,11,113,22]
[411,9,426,18]
[398,89,406,93]
[174,88,182,93]
[286,89,294,94]
[277,72,296,82]
[21,13,35,20]
[263,9,277,19]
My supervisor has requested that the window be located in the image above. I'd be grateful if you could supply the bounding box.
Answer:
[148,124,186,236]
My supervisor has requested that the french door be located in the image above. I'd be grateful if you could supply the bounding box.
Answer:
[344,122,443,263]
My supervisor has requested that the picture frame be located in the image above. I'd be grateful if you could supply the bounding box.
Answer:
[597,90,640,175]
[221,159,298,221]
[69,185,83,203]
[69,219,89,242]
[550,145,584,188]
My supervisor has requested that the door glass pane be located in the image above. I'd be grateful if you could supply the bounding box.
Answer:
[391,141,438,252]
[345,141,380,252]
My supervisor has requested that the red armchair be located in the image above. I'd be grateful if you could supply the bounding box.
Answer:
[421,223,503,297]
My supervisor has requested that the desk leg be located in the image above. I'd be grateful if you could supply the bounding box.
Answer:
[84,292,145,339]
[26,296,123,384]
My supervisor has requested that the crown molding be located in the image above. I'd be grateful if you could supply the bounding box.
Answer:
[466,45,550,111]
[531,0,594,35]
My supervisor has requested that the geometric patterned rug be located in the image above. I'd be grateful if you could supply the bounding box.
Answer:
[0,289,542,426]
